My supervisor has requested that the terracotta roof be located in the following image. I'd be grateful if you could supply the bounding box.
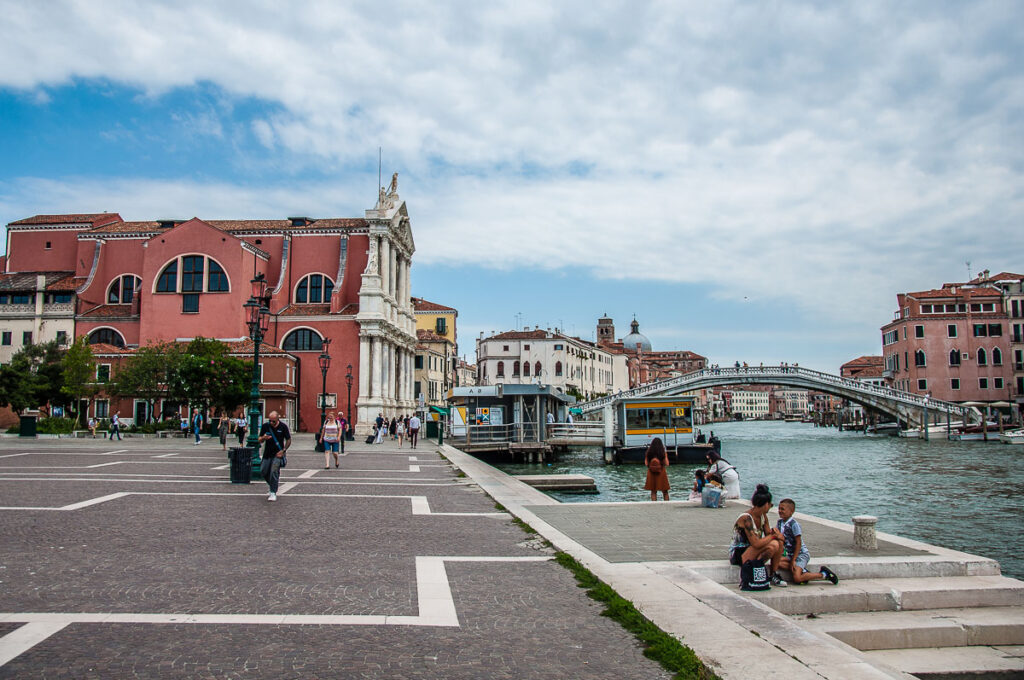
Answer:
[416,328,448,342]
[45,274,81,291]
[842,355,884,368]
[206,218,368,232]
[968,271,1024,284]
[0,271,76,291]
[89,343,135,356]
[487,330,555,341]
[88,220,166,234]
[78,304,137,319]
[279,304,331,316]
[9,213,121,227]
[907,287,1003,299]
[411,297,457,313]
[224,338,293,356]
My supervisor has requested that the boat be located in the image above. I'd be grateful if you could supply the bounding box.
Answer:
[614,396,721,463]
[867,421,901,435]
[998,429,1024,445]
[948,422,1002,441]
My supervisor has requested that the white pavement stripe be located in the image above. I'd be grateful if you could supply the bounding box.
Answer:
[409,465,420,472]
[297,470,319,479]
[212,464,229,470]
[86,462,124,468]
[0,622,70,667]
[0,554,553,665]
[154,453,178,458]
[0,477,456,486]
[409,457,417,461]
[104,450,128,455]
[277,483,297,495]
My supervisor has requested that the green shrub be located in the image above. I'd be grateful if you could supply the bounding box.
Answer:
[37,416,77,434]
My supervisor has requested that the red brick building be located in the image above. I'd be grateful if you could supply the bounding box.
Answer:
[2,186,418,433]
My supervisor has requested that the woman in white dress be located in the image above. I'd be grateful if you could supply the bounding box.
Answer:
[705,450,741,499]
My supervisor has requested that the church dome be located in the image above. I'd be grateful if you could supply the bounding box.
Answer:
[621,319,652,352]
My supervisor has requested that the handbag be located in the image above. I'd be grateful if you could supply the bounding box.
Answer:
[740,558,771,591]
[701,485,724,508]
[266,426,288,468]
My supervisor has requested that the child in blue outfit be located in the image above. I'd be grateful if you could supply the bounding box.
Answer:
[777,498,839,585]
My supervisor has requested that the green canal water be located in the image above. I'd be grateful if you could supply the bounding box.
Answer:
[493,420,1024,580]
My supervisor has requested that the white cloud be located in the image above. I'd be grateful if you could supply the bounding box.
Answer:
[0,0,1021,337]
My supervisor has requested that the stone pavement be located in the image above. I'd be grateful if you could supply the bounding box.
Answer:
[0,434,673,679]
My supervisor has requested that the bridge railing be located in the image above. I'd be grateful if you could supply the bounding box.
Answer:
[449,422,541,445]
[579,365,969,418]
[546,422,605,441]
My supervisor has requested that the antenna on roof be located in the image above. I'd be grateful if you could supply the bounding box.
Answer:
[965,260,971,282]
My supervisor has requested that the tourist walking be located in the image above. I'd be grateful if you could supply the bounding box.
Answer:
[218,411,231,451]
[191,408,203,445]
[321,411,342,468]
[235,412,247,445]
[706,450,741,499]
[408,413,421,448]
[257,410,290,502]
[374,414,386,444]
[108,411,122,440]
[643,437,670,501]
[389,416,397,440]
[337,412,347,453]
[396,416,406,447]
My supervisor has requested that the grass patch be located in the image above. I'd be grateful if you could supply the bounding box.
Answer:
[493,502,507,512]
[555,552,718,680]
[511,517,537,534]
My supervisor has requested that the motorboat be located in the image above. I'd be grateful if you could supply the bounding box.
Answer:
[998,429,1024,445]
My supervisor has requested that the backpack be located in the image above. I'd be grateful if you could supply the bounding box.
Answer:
[648,457,663,474]
[740,559,771,591]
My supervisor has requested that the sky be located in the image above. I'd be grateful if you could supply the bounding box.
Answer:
[1,1,1021,372]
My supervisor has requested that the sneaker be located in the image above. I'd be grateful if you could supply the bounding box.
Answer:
[770,573,788,587]
[267,493,277,502]
[820,567,839,585]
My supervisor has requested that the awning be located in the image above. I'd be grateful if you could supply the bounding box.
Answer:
[429,406,450,415]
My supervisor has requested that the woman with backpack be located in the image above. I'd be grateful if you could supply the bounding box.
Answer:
[643,437,670,501]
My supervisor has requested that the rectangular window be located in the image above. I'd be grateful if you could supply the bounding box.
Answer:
[415,355,423,369]
[979,378,988,389]
[45,241,52,249]
[950,378,960,390]
[982,303,994,312]
[22,331,32,345]
[414,381,421,398]
[182,294,199,313]
[917,379,927,390]
[988,323,1002,337]
[95,399,109,418]
[0,295,7,304]
[97,364,111,382]
[1,331,10,346]
[181,256,204,292]
[973,324,987,337]
[56,331,67,345]
[921,304,932,313]
[554,344,563,351]
[502,345,509,351]
[947,324,957,338]
[1013,300,1020,318]
[435,317,446,334]
[971,303,981,312]
[12,294,31,305]
[523,344,530,350]
[994,377,1004,389]
[903,327,907,340]
[915,325,924,338]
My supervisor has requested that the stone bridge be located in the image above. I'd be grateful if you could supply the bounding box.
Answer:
[578,366,978,430]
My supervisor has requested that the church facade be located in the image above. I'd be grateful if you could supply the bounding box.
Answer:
[1,182,417,433]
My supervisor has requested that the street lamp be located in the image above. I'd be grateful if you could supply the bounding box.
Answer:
[244,273,272,472]
[316,339,332,451]
[345,363,353,440]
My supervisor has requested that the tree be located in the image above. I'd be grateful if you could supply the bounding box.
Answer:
[109,342,176,423]
[61,337,99,426]
[0,341,66,414]
[166,338,250,417]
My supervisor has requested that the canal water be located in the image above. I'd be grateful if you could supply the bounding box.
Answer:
[493,420,1024,580]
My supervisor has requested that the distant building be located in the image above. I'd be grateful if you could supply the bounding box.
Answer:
[414,328,450,412]
[729,386,771,420]
[880,276,1014,408]
[475,328,628,399]
[0,272,75,365]
[454,358,477,388]
[840,355,886,386]
[966,271,1024,415]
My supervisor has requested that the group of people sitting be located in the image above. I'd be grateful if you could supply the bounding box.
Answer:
[643,437,840,588]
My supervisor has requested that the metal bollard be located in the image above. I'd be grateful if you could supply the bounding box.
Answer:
[852,515,878,550]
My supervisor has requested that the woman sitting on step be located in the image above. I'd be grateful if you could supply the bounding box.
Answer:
[729,484,786,587]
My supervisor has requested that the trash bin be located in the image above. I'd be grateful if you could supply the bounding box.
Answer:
[229,446,253,484]
[19,412,38,437]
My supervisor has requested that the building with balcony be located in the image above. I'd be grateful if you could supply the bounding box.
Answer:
[0,271,76,365]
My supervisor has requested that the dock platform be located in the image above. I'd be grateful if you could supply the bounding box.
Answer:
[513,474,597,492]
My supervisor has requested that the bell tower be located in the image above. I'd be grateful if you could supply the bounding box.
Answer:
[597,315,615,345]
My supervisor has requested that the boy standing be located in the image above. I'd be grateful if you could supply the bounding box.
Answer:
[777,498,839,585]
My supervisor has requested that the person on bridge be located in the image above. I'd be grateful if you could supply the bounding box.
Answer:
[706,450,740,499]
[644,437,670,501]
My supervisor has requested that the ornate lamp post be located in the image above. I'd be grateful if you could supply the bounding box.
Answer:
[317,339,332,450]
[345,363,353,440]
[244,273,272,472]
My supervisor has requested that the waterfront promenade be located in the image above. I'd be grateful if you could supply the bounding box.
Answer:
[0,435,671,678]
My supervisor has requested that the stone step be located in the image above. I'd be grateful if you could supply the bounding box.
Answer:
[687,556,1001,584]
[729,575,1024,615]
[862,645,1024,678]
[797,607,1024,650]
[513,474,597,492]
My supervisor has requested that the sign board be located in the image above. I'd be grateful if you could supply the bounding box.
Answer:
[477,407,490,424]
[418,392,426,408]
[316,394,337,408]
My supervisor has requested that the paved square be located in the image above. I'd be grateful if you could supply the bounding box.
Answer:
[0,435,672,678]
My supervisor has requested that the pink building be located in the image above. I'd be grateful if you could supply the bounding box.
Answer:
[880,285,1013,406]
[2,186,418,433]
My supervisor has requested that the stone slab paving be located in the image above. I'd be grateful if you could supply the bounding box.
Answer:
[0,435,672,678]
[524,501,930,563]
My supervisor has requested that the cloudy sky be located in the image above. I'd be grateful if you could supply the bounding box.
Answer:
[1,1,1021,371]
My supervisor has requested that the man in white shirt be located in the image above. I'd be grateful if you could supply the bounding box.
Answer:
[408,414,421,449]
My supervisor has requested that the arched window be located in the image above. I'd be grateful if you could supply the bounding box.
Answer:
[496,361,505,377]
[949,349,961,366]
[282,328,324,352]
[155,256,230,294]
[523,362,530,377]
[555,361,563,377]
[295,274,335,304]
[107,275,141,304]
[513,361,520,376]
[156,260,178,292]
[535,361,542,376]
[208,260,229,292]
[88,328,125,348]
[993,347,1002,365]
[978,348,987,366]
[914,350,926,367]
